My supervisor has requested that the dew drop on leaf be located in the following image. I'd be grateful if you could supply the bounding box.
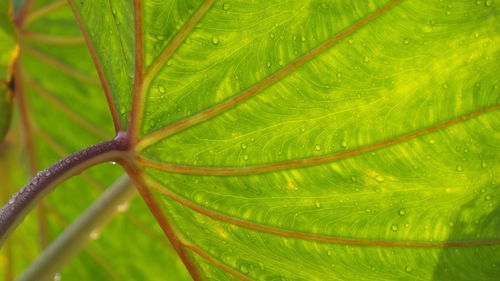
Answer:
[481,161,487,168]
[148,119,156,128]
[222,3,231,11]
[315,200,321,208]
[398,208,406,216]
[340,140,347,148]
[211,37,219,45]
[485,195,491,201]
[456,165,463,172]
[391,224,398,232]
[158,85,166,94]
[315,144,321,151]
[403,38,410,45]
[405,266,413,273]
[240,264,249,274]
[241,143,247,150]
[243,154,249,161]
[375,175,385,183]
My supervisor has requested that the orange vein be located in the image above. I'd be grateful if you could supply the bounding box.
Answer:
[23,0,67,26]
[129,0,145,143]
[184,243,256,281]
[138,105,499,176]
[136,0,404,151]
[23,46,100,86]
[147,178,500,248]
[27,79,111,140]
[14,0,35,25]
[67,0,121,133]
[130,0,215,143]
[122,162,203,281]
[145,0,216,79]
[23,32,85,46]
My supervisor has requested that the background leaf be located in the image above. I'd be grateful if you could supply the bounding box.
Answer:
[0,0,16,140]
[1,1,190,280]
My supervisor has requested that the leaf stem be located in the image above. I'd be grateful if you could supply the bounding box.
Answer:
[0,132,130,247]
[16,176,135,281]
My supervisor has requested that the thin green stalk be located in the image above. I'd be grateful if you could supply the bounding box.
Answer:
[16,176,135,281]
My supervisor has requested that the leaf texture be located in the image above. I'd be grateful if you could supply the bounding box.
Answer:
[45,0,500,280]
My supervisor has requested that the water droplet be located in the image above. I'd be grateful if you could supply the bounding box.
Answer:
[110,161,117,165]
[315,200,321,208]
[405,266,413,273]
[398,208,406,216]
[266,61,271,68]
[8,197,15,205]
[336,72,342,79]
[429,139,435,144]
[481,161,488,168]
[148,119,156,128]
[485,195,491,201]
[211,37,219,45]
[222,3,231,10]
[340,140,347,148]
[301,36,306,42]
[327,249,332,256]
[240,264,249,274]
[375,175,385,183]
[365,208,371,213]
[448,222,455,228]
[241,143,247,150]
[53,272,61,281]
[243,154,249,161]
[155,34,165,41]
[403,38,410,45]
[456,165,463,172]
[315,144,321,151]
[391,224,398,232]
[158,85,166,94]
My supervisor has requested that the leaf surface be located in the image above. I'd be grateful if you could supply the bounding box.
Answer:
[42,0,500,280]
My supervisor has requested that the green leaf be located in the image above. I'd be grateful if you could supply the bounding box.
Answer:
[0,0,16,140]
[1,1,190,280]
[9,0,500,280]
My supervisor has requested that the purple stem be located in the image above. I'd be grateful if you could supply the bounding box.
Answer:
[0,132,130,246]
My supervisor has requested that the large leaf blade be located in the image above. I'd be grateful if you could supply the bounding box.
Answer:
[65,0,500,280]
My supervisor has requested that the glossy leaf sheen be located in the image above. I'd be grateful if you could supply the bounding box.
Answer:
[51,0,500,280]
